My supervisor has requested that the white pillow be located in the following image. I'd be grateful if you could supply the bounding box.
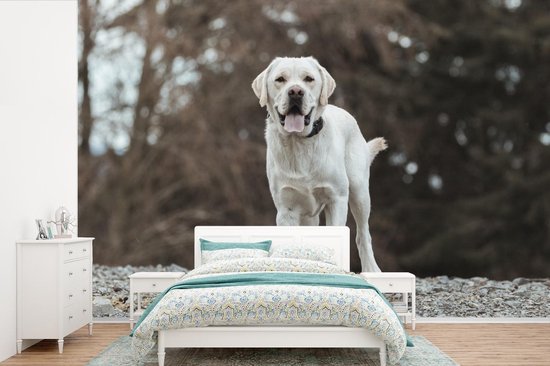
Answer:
[269,244,336,264]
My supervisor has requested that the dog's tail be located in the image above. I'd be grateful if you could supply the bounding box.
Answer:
[366,137,388,164]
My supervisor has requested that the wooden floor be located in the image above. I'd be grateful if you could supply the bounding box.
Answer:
[2,322,550,365]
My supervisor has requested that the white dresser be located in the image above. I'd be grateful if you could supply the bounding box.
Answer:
[16,237,94,353]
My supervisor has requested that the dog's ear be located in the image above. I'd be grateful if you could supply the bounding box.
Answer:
[317,62,336,106]
[252,58,281,107]
[252,65,272,107]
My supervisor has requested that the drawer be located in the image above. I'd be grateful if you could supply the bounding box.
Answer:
[132,278,176,293]
[74,296,92,323]
[366,277,413,293]
[63,242,91,262]
[63,260,91,305]
[80,299,92,323]
[64,284,91,307]
[63,287,79,306]
[63,260,82,286]
[63,305,84,336]
[63,260,90,283]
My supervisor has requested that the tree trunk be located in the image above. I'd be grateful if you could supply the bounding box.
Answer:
[78,0,94,155]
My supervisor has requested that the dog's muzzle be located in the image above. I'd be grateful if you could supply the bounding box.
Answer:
[277,106,313,133]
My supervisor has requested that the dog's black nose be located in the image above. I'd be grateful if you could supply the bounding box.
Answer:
[288,86,304,98]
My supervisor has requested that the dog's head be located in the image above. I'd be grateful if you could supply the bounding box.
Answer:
[252,57,336,135]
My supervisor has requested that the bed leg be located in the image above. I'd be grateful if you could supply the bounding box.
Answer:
[379,345,387,366]
[158,331,166,366]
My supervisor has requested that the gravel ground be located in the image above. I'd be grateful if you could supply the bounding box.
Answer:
[92,264,550,318]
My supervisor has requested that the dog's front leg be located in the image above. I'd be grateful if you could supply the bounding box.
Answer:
[300,214,320,226]
[276,208,300,225]
[324,196,349,226]
[274,187,308,225]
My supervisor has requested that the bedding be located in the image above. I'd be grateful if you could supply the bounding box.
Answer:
[199,239,272,264]
[269,244,336,264]
[187,257,346,277]
[131,257,408,364]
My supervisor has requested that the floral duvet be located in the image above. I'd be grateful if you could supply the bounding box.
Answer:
[131,257,407,364]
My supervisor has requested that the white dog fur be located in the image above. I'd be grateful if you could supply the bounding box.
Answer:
[252,56,386,272]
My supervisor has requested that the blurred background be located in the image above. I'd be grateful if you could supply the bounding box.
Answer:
[78,0,550,279]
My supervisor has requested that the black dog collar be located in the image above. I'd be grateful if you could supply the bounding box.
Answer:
[306,117,324,138]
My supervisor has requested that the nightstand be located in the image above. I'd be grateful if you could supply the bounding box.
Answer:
[129,272,184,329]
[360,272,416,330]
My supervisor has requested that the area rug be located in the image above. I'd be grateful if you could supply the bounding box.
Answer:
[87,335,458,366]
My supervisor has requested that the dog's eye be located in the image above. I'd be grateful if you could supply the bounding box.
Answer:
[275,77,286,83]
[304,76,314,82]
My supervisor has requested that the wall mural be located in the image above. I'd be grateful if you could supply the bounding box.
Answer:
[78,0,550,279]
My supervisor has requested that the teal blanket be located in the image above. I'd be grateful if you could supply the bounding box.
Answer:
[130,272,412,346]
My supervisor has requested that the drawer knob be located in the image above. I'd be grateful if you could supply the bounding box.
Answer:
[83,248,87,252]
[389,283,394,287]
[68,251,73,255]
[83,309,87,313]
[83,289,87,293]
[69,272,73,276]
[83,268,87,272]
[69,316,73,319]
[69,294,73,298]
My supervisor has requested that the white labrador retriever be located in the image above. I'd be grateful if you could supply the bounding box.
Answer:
[252,56,386,272]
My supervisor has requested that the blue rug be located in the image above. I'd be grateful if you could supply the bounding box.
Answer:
[87,335,458,365]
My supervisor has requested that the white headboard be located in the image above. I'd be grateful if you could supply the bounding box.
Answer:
[194,226,350,271]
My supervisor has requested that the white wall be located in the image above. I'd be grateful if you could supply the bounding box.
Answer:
[0,1,78,361]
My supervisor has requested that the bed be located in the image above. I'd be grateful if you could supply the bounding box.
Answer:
[131,226,407,366]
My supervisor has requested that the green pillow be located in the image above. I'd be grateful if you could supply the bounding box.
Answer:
[200,239,272,251]
[199,239,272,264]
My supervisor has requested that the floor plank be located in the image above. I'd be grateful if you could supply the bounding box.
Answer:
[1,323,128,365]
[409,323,550,366]
[2,322,550,365]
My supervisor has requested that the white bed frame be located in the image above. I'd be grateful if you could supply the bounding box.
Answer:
[156,226,387,366]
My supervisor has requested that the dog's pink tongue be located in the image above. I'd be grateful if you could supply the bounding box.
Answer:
[284,114,305,133]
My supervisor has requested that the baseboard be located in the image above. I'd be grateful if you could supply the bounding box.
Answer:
[416,317,550,324]
[93,318,130,323]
